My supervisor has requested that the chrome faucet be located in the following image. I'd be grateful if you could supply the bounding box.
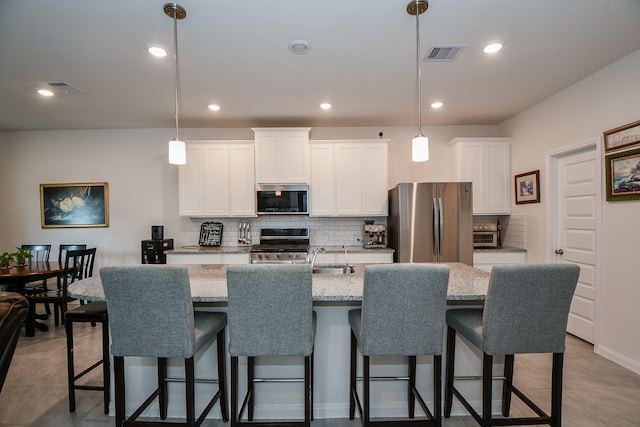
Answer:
[306,247,325,268]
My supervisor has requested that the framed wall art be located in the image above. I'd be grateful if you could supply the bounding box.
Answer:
[605,147,640,201]
[40,182,109,228]
[514,170,540,205]
[603,119,640,153]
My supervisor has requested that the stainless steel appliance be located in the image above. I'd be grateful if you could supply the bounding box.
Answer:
[256,184,308,215]
[473,223,499,248]
[364,223,386,248]
[250,228,310,263]
[387,182,473,264]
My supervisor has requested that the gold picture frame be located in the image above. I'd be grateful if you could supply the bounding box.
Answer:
[603,119,640,153]
[514,170,540,205]
[40,182,109,228]
[605,147,640,201]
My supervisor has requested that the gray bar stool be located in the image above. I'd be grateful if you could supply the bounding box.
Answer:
[101,265,229,427]
[226,264,315,427]
[444,264,580,427]
[349,264,450,427]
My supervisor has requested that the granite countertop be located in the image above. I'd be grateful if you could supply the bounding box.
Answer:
[69,262,489,304]
[473,246,527,253]
[167,245,395,255]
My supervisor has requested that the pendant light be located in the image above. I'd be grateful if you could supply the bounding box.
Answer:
[407,0,429,162]
[165,3,187,165]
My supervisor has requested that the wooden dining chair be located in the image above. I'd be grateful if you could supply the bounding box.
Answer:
[20,244,53,316]
[26,248,96,327]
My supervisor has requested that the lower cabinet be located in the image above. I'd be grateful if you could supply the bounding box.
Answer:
[166,253,250,265]
[473,250,527,272]
[315,250,393,264]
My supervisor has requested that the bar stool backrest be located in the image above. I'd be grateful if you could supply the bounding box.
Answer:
[360,264,450,356]
[100,266,196,358]
[482,264,580,355]
[227,264,313,357]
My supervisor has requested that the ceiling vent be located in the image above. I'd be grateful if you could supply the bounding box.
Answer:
[424,45,465,62]
[46,81,85,95]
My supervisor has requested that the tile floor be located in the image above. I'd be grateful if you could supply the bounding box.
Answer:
[2,306,640,427]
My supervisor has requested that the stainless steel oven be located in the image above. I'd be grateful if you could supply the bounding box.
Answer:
[473,223,499,248]
[250,228,310,263]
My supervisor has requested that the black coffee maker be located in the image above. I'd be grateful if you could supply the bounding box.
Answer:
[141,225,174,264]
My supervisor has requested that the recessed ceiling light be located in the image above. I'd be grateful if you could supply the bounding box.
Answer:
[483,42,503,54]
[288,40,310,55]
[320,103,332,110]
[208,104,221,111]
[430,101,443,109]
[37,89,54,97]
[146,44,168,57]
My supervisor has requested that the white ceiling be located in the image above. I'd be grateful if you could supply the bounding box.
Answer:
[1,0,640,132]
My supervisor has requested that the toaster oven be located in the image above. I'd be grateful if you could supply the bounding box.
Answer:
[473,223,499,248]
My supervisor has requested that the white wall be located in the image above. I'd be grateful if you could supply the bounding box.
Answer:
[502,49,640,372]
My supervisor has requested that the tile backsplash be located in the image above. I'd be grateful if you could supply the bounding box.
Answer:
[183,216,387,248]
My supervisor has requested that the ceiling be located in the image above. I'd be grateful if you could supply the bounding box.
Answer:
[1,0,640,132]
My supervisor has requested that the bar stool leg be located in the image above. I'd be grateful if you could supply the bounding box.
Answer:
[231,356,239,427]
[65,319,76,413]
[482,353,493,427]
[248,356,255,421]
[434,354,442,427]
[157,358,168,419]
[444,326,456,418]
[101,319,110,414]
[551,353,564,427]
[349,331,357,420]
[502,354,514,417]
[216,329,229,422]
[363,355,370,426]
[408,355,417,418]
[185,357,196,426]
[114,356,126,427]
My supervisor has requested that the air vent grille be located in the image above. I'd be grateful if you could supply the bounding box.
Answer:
[424,45,465,62]
[46,82,84,95]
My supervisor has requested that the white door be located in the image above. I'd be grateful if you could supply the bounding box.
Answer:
[555,147,598,343]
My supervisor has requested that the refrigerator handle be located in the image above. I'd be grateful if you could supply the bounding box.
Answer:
[438,197,444,260]
[433,197,440,257]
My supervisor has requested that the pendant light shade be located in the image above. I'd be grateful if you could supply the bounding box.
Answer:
[412,135,429,162]
[407,0,429,163]
[169,139,186,165]
[165,3,187,165]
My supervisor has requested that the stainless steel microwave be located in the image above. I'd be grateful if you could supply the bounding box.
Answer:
[256,184,308,215]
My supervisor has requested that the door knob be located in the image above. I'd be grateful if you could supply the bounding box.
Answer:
[555,249,564,255]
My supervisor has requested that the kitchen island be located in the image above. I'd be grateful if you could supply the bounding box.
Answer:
[69,263,492,421]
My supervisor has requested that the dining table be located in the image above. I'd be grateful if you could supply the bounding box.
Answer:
[0,261,66,336]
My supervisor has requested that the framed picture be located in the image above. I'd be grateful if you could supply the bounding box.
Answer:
[605,147,640,201]
[603,119,640,153]
[514,170,540,204]
[40,182,109,228]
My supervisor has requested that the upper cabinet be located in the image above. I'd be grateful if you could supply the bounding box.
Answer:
[179,141,255,217]
[253,128,310,184]
[448,138,511,215]
[310,140,389,217]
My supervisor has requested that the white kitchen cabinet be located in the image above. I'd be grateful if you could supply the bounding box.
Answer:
[448,138,511,214]
[179,141,255,217]
[310,140,389,216]
[253,127,310,184]
[473,250,526,272]
[166,252,250,265]
[314,250,393,264]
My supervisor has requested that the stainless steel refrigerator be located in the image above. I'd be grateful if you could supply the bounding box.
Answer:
[388,182,473,265]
